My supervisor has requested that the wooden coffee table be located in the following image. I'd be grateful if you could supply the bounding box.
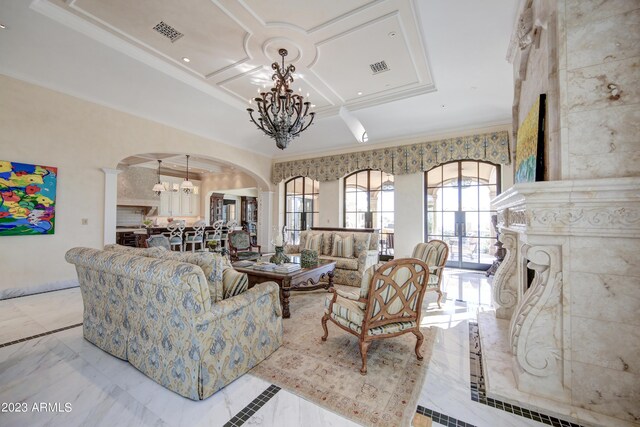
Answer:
[233,258,335,318]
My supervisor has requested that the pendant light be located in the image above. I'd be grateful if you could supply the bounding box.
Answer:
[152,160,165,195]
[181,155,194,194]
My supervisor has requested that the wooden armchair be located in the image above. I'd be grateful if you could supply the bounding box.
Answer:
[321,258,430,374]
[228,229,261,261]
[411,240,449,308]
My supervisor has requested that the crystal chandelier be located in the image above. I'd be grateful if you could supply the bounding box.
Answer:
[180,155,194,194]
[247,49,315,150]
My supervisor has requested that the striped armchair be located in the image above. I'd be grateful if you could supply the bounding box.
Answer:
[411,240,449,308]
[321,258,430,374]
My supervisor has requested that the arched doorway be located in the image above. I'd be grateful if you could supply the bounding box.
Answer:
[424,161,500,270]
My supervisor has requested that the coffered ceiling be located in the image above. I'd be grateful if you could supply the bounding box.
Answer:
[0,0,519,157]
[46,0,434,115]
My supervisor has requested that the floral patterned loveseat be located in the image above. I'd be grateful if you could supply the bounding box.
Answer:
[284,228,379,287]
[65,247,283,400]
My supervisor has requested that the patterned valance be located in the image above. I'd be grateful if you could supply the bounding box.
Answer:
[271,130,510,184]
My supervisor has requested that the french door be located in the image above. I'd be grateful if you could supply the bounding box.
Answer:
[424,161,500,270]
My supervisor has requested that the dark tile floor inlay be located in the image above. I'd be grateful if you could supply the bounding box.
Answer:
[0,322,83,348]
[417,405,477,427]
[469,322,585,427]
[0,285,79,301]
[223,384,281,427]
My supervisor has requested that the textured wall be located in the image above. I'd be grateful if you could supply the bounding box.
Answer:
[0,75,272,295]
[117,166,158,203]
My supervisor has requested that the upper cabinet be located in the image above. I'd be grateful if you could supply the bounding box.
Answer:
[158,175,200,217]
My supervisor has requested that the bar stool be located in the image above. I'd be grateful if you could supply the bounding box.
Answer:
[164,220,185,251]
[204,219,224,250]
[184,220,206,252]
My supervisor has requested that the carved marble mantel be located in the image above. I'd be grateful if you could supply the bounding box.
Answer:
[488,177,640,407]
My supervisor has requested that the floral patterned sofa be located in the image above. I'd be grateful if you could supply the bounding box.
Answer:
[65,246,283,400]
[284,228,379,287]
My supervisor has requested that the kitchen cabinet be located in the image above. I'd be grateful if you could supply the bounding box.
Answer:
[158,176,200,217]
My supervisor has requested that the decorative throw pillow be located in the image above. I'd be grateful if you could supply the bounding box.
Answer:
[222,268,249,299]
[331,234,354,258]
[353,233,372,258]
[304,233,323,252]
[321,233,333,256]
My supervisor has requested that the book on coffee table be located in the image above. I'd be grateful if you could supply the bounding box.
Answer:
[274,263,301,273]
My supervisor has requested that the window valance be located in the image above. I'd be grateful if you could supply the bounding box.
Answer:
[271,130,510,184]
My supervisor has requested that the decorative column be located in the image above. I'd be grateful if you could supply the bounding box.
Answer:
[102,168,122,246]
[258,190,274,252]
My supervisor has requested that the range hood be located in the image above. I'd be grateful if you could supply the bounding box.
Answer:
[117,198,159,216]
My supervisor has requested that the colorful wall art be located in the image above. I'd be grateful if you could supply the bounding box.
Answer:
[0,160,57,235]
[515,94,546,183]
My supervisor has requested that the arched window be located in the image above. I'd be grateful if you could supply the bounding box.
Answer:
[284,176,319,244]
[425,161,500,270]
[344,169,394,256]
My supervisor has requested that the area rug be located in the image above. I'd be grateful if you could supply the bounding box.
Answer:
[251,288,437,427]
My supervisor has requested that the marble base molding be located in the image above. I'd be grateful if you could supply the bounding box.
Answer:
[488,176,640,424]
[0,279,79,300]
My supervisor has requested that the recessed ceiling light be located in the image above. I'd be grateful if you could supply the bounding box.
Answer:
[182,57,190,63]
[441,104,446,108]
[357,91,363,96]
[388,31,396,37]
[0,23,6,29]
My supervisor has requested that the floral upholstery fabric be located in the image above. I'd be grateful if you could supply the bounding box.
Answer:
[288,231,379,287]
[321,233,333,255]
[65,247,283,400]
[103,244,166,257]
[147,249,228,303]
[319,256,358,271]
[229,231,251,250]
[146,235,172,250]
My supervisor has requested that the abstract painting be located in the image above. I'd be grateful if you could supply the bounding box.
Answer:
[0,160,57,235]
[515,94,546,183]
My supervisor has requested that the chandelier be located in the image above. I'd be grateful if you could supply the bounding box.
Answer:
[180,155,194,194]
[247,48,315,150]
[152,159,165,196]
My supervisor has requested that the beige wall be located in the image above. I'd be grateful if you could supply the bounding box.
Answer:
[0,75,272,295]
[318,180,340,227]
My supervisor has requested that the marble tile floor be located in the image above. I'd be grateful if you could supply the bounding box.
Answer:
[0,270,557,427]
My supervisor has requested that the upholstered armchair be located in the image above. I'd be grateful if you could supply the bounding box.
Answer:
[228,229,261,261]
[321,258,430,374]
[145,234,171,250]
[411,240,449,308]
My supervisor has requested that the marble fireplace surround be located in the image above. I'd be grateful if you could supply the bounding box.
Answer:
[480,176,640,426]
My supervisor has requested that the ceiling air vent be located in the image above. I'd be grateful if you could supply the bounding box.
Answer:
[370,60,389,74]
[152,21,183,43]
